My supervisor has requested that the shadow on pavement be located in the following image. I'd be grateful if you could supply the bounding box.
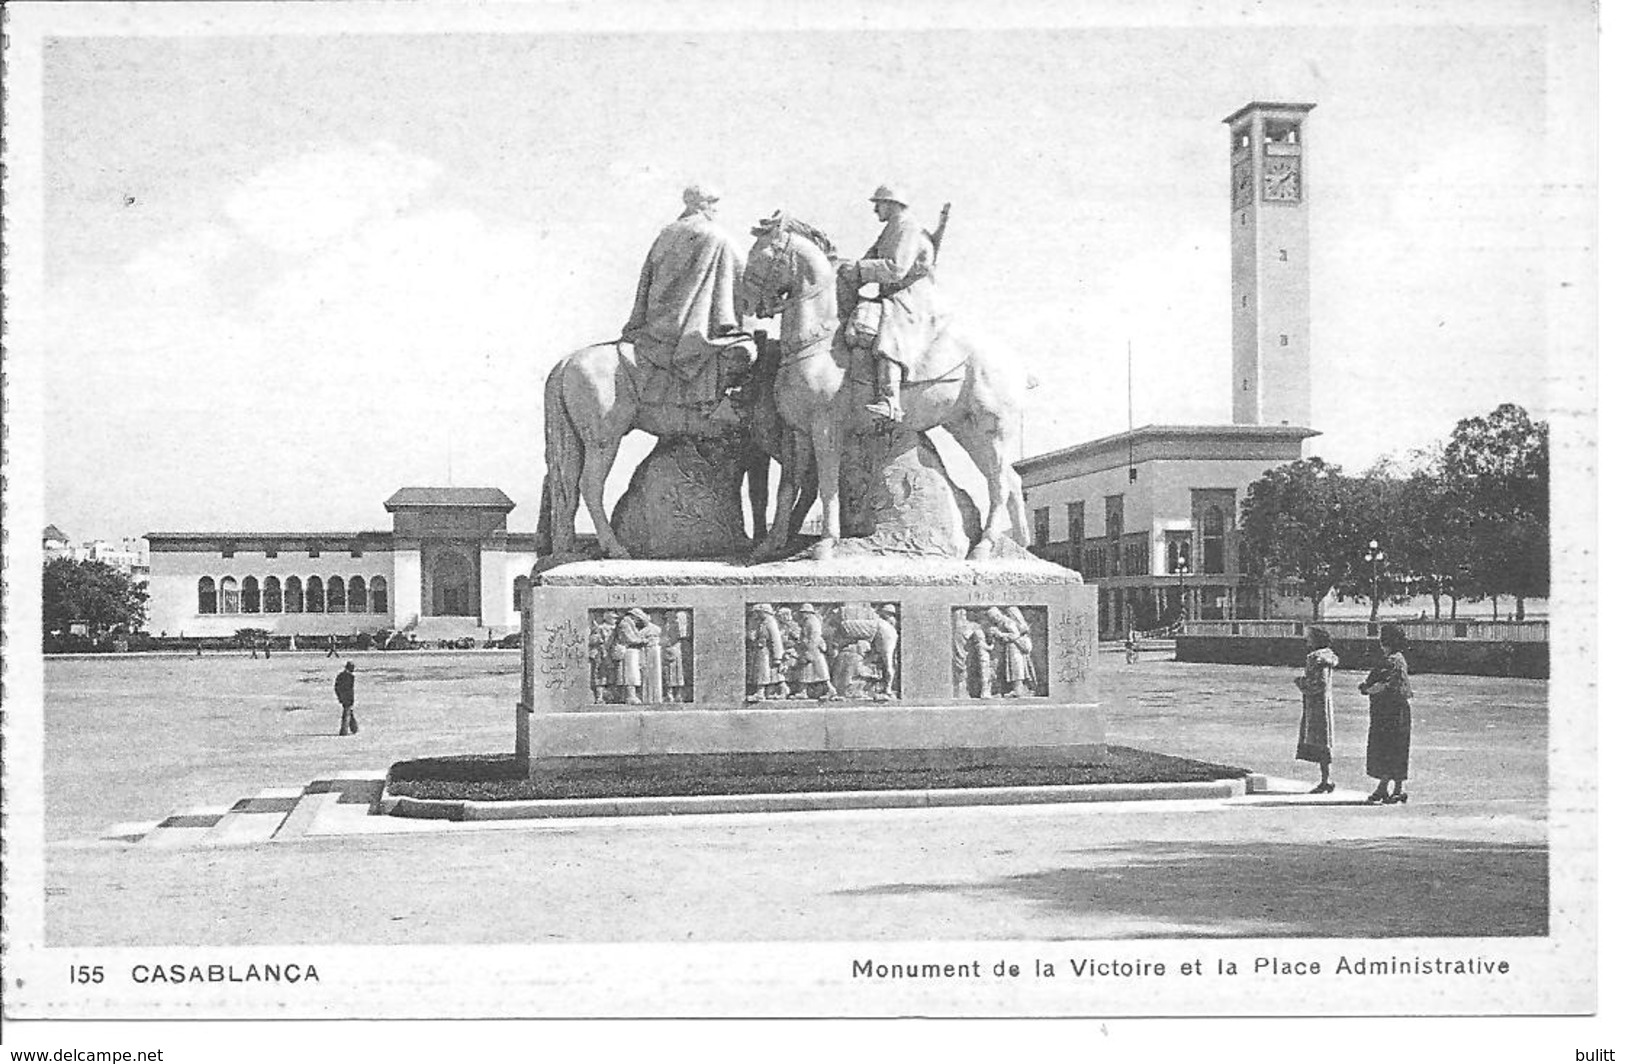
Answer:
[841,835,1547,938]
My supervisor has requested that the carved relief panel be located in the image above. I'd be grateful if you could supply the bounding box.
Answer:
[587,606,694,705]
[745,600,901,702]
[950,605,1049,699]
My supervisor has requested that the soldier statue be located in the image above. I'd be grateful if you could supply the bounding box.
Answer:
[839,184,938,425]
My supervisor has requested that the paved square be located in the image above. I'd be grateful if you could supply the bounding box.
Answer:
[42,650,1547,943]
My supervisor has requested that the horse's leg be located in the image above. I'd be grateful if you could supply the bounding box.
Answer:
[749,431,807,561]
[943,410,1019,559]
[786,451,819,534]
[809,415,843,558]
[578,437,629,559]
[746,445,771,541]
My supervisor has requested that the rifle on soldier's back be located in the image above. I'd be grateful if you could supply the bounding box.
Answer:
[929,203,952,256]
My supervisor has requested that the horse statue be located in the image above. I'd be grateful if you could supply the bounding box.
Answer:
[536,333,810,561]
[738,214,1030,560]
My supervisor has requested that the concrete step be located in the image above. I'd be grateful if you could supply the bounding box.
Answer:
[201,787,305,846]
[273,770,388,840]
[409,616,483,642]
[136,804,232,849]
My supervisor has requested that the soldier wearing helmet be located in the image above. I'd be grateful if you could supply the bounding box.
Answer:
[842,184,937,424]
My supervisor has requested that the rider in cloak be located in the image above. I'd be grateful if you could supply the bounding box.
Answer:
[621,184,754,432]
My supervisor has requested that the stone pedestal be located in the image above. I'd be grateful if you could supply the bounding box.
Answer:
[610,436,753,559]
[836,426,978,556]
[518,556,1102,769]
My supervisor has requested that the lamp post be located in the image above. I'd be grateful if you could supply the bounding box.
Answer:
[1364,538,1385,624]
[1173,556,1191,627]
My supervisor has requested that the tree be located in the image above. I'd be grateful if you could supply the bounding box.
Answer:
[1441,403,1549,620]
[1344,459,1409,622]
[42,557,149,639]
[1240,458,1368,620]
[1391,457,1475,619]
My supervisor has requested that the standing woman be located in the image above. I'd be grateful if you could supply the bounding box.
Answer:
[1294,625,1340,793]
[1359,623,1414,804]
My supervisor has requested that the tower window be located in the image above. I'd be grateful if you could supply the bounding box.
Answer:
[1242,378,1251,392]
[1264,119,1300,145]
[1240,212,1247,226]
[1278,248,1288,261]
[1280,334,1290,346]
[1241,294,1248,308]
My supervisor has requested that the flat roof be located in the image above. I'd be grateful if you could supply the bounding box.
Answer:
[384,487,515,511]
[1015,423,1318,476]
[1222,100,1317,125]
[145,531,395,544]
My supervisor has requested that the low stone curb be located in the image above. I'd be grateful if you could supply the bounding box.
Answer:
[379,776,1256,822]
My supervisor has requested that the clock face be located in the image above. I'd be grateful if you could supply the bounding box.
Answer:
[1231,159,1253,210]
[1262,157,1301,202]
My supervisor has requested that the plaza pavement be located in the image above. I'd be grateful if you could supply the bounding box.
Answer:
[39,650,1548,944]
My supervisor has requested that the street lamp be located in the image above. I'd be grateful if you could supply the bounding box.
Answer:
[1172,555,1191,627]
[1364,538,1386,624]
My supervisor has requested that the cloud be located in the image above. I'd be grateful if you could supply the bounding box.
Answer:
[124,224,239,294]
[224,142,443,256]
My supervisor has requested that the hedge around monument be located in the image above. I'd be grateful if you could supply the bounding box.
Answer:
[386,746,1251,803]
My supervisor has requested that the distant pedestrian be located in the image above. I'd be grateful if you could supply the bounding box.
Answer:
[326,635,339,658]
[334,661,360,736]
[1359,624,1412,804]
[1293,625,1339,793]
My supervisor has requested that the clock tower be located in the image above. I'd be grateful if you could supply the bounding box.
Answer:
[1225,101,1314,427]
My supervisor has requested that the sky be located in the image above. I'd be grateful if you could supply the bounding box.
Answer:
[31,3,1587,541]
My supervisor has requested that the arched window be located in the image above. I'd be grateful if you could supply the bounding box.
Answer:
[327,576,346,613]
[263,576,283,613]
[1202,505,1227,575]
[513,575,528,612]
[285,576,304,614]
[370,576,389,614]
[220,576,241,614]
[348,576,367,613]
[306,576,325,614]
[242,576,261,614]
[198,577,217,615]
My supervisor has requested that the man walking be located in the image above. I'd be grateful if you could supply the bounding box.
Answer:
[334,661,359,736]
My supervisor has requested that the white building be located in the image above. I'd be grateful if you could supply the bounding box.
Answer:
[1016,102,1320,638]
[145,487,536,640]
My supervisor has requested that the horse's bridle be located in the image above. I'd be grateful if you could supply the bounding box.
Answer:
[746,227,836,364]
[742,230,794,318]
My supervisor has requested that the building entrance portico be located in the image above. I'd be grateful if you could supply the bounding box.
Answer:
[426,545,478,618]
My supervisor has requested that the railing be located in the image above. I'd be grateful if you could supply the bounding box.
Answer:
[1179,619,1548,643]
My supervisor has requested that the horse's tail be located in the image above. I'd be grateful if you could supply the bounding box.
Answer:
[539,358,583,557]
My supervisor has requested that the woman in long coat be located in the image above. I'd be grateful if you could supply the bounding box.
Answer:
[1293,625,1339,793]
[1359,623,1414,804]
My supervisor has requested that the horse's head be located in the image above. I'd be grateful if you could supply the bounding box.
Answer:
[740,213,793,319]
[740,212,839,320]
